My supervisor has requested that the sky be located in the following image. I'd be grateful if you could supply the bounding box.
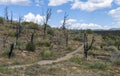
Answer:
[0,0,120,30]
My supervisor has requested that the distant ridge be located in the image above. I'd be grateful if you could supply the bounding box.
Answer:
[109,28,120,30]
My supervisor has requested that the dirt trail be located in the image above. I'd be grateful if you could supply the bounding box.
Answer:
[8,45,83,69]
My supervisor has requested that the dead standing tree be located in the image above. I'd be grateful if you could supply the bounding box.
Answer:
[10,11,13,24]
[84,32,95,59]
[43,8,51,39]
[61,12,69,47]
[31,29,35,44]
[16,16,22,45]
[8,43,14,58]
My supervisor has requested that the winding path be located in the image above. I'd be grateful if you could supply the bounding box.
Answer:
[8,45,83,69]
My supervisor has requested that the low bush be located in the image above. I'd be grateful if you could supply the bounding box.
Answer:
[0,17,4,24]
[104,46,117,51]
[38,40,50,47]
[8,31,16,37]
[88,62,107,71]
[40,50,55,60]
[66,46,73,51]
[26,42,36,52]
[70,56,82,64]
[112,60,120,66]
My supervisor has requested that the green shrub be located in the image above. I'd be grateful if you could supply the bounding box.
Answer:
[26,42,36,52]
[40,50,54,60]
[47,28,54,36]
[38,40,50,47]
[88,50,95,55]
[66,46,73,51]
[88,62,107,71]
[86,29,93,34]
[70,56,82,64]
[0,17,4,24]
[112,60,120,66]
[104,46,117,51]
[73,35,80,41]
[8,31,16,37]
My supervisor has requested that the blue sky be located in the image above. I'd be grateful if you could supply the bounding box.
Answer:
[0,0,120,29]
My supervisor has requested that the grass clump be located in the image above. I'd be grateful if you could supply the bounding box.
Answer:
[112,60,120,66]
[26,42,36,52]
[66,46,73,51]
[40,50,55,60]
[70,56,82,64]
[88,62,107,71]
[38,40,50,47]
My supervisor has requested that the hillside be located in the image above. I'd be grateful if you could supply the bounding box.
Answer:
[0,18,120,76]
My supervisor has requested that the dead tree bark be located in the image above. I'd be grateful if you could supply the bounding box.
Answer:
[8,43,14,58]
[43,8,51,39]
[11,11,13,24]
[84,32,95,59]
[61,12,69,47]
[65,32,68,47]
[31,29,35,43]
[16,16,22,45]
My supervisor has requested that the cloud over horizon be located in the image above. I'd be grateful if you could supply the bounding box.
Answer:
[0,0,31,5]
[23,12,44,24]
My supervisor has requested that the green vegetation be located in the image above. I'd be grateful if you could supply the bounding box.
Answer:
[0,17,4,24]
[112,60,120,66]
[38,40,50,47]
[40,50,55,60]
[88,62,108,71]
[26,42,36,52]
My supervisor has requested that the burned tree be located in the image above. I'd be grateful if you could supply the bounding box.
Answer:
[31,29,35,43]
[43,8,51,39]
[61,12,69,47]
[8,43,14,58]
[16,16,22,45]
[10,11,13,24]
[83,32,95,59]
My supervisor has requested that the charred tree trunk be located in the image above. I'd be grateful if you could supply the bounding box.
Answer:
[43,8,51,39]
[16,17,22,45]
[8,43,14,58]
[43,24,47,39]
[84,32,95,59]
[11,11,13,24]
[65,32,68,47]
[31,30,35,44]
[61,12,69,47]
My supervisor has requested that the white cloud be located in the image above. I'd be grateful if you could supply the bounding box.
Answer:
[66,19,77,25]
[57,9,63,13]
[109,7,120,20]
[71,0,113,11]
[109,7,120,26]
[69,23,102,29]
[60,18,77,26]
[60,18,110,29]
[35,0,44,6]
[48,0,73,6]
[23,12,44,24]
[0,0,31,5]
[115,0,120,5]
